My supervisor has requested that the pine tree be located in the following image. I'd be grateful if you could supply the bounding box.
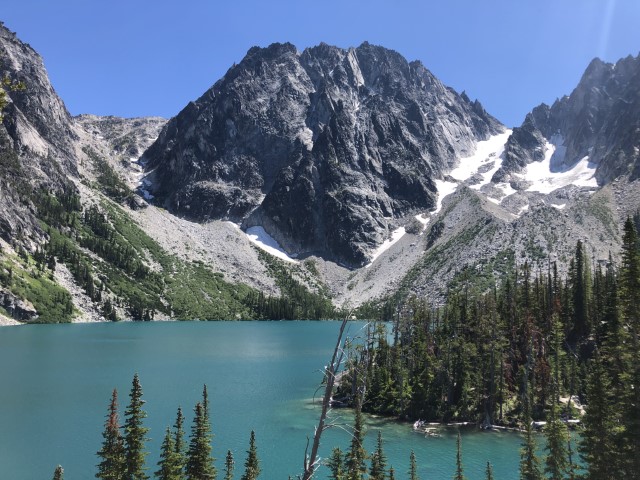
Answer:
[53,465,64,480]
[185,402,216,480]
[369,431,387,480]
[519,404,543,480]
[388,466,396,480]
[619,217,640,476]
[570,240,590,341]
[96,388,126,480]
[409,450,419,480]
[545,320,569,480]
[155,427,183,480]
[544,399,568,479]
[454,432,466,480]
[327,448,344,480]
[485,462,493,480]
[224,450,234,480]
[173,407,187,475]
[124,374,149,480]
[346,399,367,480]
[579,354,619,479]
[240,430,260,480]
[202,385,210,420]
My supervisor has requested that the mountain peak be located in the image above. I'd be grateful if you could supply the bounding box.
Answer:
[142,40,502,266]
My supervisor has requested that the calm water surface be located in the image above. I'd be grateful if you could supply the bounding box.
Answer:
[0,322,526,479]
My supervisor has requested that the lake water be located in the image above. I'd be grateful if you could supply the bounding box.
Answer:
[0,321,527,479]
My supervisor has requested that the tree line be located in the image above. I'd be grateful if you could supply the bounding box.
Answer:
[335,217,640,478]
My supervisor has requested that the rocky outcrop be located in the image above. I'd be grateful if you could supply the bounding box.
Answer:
[75,114,167,162]
[0,22,78,177]
[0,22,79,245]
[494,53,640,184]
[0,288,38,322]
[143,42,503,266]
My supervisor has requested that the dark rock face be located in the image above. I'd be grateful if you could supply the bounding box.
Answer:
[495,54,640,184]
[0,288,38,322]
[144,42,502,266]
[492,114,546,183]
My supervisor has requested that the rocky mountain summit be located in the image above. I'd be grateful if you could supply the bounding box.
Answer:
[494,53,640,185]
[143,42,502,266]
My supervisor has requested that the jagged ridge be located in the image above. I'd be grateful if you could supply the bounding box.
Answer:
[143,41,503,266]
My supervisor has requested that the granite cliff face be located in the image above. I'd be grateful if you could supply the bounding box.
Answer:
[0,22,78,245]
[494,53,640,185]
[143,42,503,266]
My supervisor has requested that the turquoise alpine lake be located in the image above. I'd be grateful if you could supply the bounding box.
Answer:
[0,321,533,479]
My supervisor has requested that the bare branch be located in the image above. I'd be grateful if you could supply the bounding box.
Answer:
[301,313,352,480]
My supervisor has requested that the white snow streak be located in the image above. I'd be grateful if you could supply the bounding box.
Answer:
[433,179,459,214]
[366,227,406,267]
[244,226,298,263]
[415,130,512,229]
[450,130,512,188]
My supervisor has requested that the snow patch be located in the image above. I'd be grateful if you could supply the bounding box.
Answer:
[298,127,314,151]
[415,130,512,231]
[551,203,566,210]
[519,141,597,194]
[450,130,512,188]
[434,179,458,215]
[244,226,298,263]
[415,213,430,226]
[366,227,406,268]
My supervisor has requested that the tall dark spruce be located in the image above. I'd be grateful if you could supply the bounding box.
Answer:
[185,402,216,480]
[124,374,150,480]
[96,389,126,480]
[155,427,183,480]
[240,430,260,480]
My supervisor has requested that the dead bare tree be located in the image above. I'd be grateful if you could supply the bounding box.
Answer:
[301,316,350,480]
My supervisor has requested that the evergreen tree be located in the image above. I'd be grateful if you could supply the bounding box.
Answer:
[409,450,419,480]
[202,385,210,420]
[453,432,466,480]
[96,389,126,480]
[619,218,640,475]
[240,430,260,480]
[519,393,542,480]
[388,466,395,480]
[369,431,387,480]
[545,319,569,480]
[544,399,568,480]
[173,407,187,475]
[346,400,367,480]
[327,448,344,480]
[570,240,590,341]
[53,465,64,480]
[579,354,619,479]
[224,450,234,480]
[185,403,216,480]
[124,374,150,480]
[485,462,493,480]
[155,427,183,480]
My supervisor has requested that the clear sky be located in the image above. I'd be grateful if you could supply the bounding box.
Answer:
[2,0,639,127]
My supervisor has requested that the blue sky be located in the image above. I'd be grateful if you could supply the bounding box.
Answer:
[2,0,639,126]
